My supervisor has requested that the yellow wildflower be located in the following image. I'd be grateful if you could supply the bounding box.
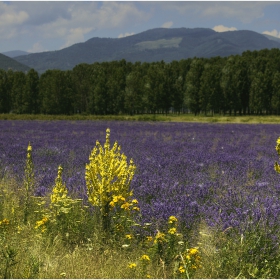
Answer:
[154,231,166,243]
[125,234,133,240]
[188,248,199,255]
[35,217,48,229]
[51,165,69,205]
[0,218,9,225]
[168,227,177,234]
[85,128,136,208]
[128,263,137,269]
[27,143,32,152]
[132,206,140,211]
[178,266,185,273]
[132,199,138,204]
[121,202,131,211]
[168,215,178,224]
[146,236,153,242]
[140,254,150,262]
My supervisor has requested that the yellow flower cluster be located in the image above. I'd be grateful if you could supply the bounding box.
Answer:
[178,265,185,273]
[168,215,178,224]
[125,234,133,240]
[275,137,280,173]
[109,195,140,212]
[51,165,69,205]
[128,263,137,269]
[0,218,9,226]
[140,254,150,262]
[85,128,136,208]
[167,215,179,235]
[24,142,35,196]
[168,227,177,235]
[154,231,167,244]
[35,216,48,232]
[185,247,201,269]
[146,236,153,242]
[176,247,201,277]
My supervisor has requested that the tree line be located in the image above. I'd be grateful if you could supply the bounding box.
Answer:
[1,48,280,116]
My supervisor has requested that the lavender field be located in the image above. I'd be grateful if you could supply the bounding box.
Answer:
[1,120,280,236]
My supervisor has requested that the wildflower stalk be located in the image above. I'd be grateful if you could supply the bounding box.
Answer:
[23,142,35,224]
[179,252,190,279]
[85,128,136,233]
[275,137,280,174]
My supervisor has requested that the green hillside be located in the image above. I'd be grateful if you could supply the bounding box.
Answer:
[0,53,31,72]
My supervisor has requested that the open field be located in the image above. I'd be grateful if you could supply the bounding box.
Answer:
[1,113,280,124]
[1,120,280,278]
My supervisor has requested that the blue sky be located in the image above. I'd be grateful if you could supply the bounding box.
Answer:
[1,1,280,53]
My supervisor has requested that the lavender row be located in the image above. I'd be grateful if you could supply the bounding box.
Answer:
[1,120,280,234]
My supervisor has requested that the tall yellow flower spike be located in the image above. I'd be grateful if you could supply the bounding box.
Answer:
[85,128,136,209]
[275,137,280,173]
[51,165,69,205]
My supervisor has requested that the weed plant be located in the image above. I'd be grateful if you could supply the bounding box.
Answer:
[1,128,280,278]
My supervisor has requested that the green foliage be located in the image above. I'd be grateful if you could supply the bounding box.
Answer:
[2,47,280,116]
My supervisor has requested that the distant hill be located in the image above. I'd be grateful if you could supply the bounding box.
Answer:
[263,34,280,44]
[0,53,31,72]
[13,27,280,74]
[2,50,30,58]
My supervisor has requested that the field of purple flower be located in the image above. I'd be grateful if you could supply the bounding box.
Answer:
[1,120,280,238]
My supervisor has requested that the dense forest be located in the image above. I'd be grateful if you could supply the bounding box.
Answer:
[1,48,280,116]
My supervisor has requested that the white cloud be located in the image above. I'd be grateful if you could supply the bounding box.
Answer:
[161,21,173,28]
[60,27,93,49]
[27,42,47,53]
[118,32,135,38]
[2,2,148,51]
[262,29,280,38]
[213,25,237,32]
[0,2,29,39]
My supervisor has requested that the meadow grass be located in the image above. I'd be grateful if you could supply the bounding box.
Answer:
[2,169,280,279]
[2,113,280,123]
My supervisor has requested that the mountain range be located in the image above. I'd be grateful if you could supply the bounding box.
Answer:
[2,50,30,58]
[2,27,280,74]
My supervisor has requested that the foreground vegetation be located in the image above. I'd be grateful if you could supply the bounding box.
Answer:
[1,124,280,278]
[2,113,280,124]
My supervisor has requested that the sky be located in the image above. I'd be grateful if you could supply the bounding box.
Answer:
[1,1,280,53]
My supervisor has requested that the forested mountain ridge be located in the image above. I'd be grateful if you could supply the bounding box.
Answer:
[0,53,31,72]
[12,27,280,74]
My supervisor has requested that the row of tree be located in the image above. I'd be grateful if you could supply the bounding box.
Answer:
[1,48,280,115]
